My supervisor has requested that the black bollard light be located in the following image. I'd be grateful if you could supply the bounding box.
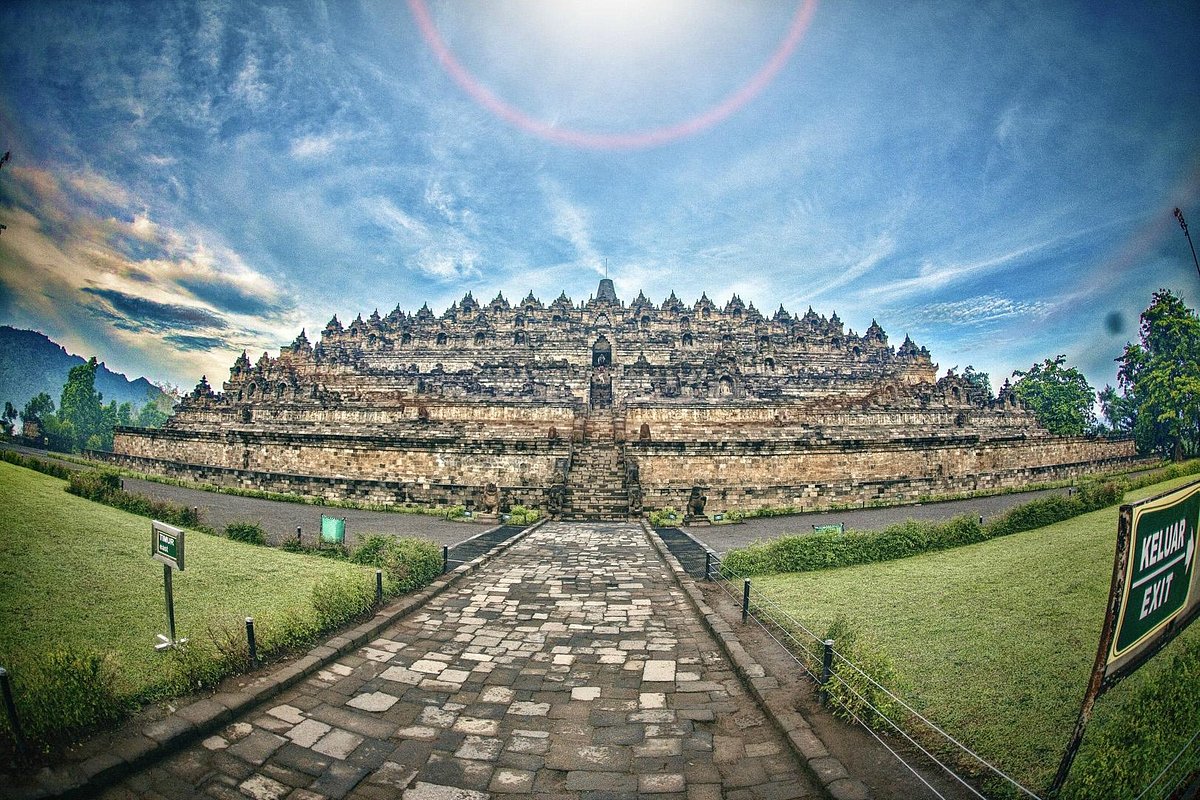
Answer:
[245,617,257,665]
[375,569,383,605]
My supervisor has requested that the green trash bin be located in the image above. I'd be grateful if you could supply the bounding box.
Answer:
[320,515,346,545]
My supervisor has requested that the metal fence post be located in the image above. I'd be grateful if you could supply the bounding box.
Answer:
[0,667,27,756]
[245,617,257,665]
[820,639,834,706]
[742,579,751,623]
[443,545,449,574]
[704,551,712,581]
[375,569,383,604]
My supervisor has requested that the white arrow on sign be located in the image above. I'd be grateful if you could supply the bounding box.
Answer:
[1187,528,1195,572]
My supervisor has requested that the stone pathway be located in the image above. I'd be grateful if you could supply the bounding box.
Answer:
[101,522,818,800]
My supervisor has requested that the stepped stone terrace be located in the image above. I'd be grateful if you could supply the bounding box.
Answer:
[109,279,1138,520]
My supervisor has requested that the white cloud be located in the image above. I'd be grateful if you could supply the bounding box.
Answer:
[289,133,340,159]
[906,294,1054,326]
[233,54,268,109]
[541,178,602,274]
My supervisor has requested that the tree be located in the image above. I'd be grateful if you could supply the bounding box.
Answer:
[136,402,170,428]
[117,402,134,427]
[1097,384,1137,434]
[1012,355,1096,436]
[20,392,54,431]
[1,402,16,436]
[962,366,993,399]
[58,357,104,452]
[1117,290,1200,460]
[41,416,75,452]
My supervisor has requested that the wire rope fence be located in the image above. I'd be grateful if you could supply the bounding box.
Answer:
[699,547,1200,800]
[704,550,1046,800]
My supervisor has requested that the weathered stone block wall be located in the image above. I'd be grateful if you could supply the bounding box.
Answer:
[95,451,554,510]
[629,435,1139,513]
[114,428,569,488]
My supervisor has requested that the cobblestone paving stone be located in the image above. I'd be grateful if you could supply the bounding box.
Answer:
[101,522,818,800]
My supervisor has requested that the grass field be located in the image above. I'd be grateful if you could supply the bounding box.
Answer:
[752,474,1200,796]
[0,460,378,699]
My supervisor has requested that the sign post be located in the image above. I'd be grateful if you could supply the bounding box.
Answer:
[1049,478,1200,795]
[151,521,188,651]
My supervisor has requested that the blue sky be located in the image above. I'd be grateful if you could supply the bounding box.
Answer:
[0,0,1197,396]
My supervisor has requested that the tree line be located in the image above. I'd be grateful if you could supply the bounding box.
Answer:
[1,357,173,452]
[965,289,1198,460]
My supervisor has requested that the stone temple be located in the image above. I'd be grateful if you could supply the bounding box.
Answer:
[109,279,1136,520]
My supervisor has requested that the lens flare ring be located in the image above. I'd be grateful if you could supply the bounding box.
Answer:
[408,0,818,150]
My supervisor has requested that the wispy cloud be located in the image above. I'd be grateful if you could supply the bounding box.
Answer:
[0,164,299,385]
[903,294,1053,327]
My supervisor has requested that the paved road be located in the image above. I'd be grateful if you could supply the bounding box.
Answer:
[694,487,1075,554]
[102,522,818,800]
[2,444,490,548]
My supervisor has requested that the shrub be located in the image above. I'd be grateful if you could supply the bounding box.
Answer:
[259,613,322,654]
[311,575,375,629]
[722,482,1131,578]
[0,649,127,755]
[351,535,442,594]
[439,505,466,520]
[163,641,234,695]
[1075,479,1124,510]
[506,505,540,525]
[822,616,907,732]
[983,495,1084,538]
[66,469,121,499]
[66,469,198,527]
[0,450,73,480]
[224,521,267,546]
[649,507,681,527]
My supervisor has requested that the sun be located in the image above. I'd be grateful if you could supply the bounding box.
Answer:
[408,0,818,150]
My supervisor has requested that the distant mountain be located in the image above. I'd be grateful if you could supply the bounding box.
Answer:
[0,326,169,414]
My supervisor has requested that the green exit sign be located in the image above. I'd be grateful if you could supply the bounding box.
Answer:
[1108,480,1200,671]
[151,521,186,570]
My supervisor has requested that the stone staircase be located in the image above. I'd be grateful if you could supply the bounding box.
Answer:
[563,411,630,521]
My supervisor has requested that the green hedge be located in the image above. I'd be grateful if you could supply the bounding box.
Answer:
[0,450,73,480]
[649,507,682,527]
[723,480,1126,576]
[66,469,198,528]
[0,649,127,756]
[505,505,541,526]
[349,535,442,594]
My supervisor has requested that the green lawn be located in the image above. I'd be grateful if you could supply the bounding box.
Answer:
[0,460,375,697]
[752,474,1200,795]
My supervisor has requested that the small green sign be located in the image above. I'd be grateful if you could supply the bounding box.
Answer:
[151,521,185,570]
[320,515,345,545]
[1110,482,1200,663]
